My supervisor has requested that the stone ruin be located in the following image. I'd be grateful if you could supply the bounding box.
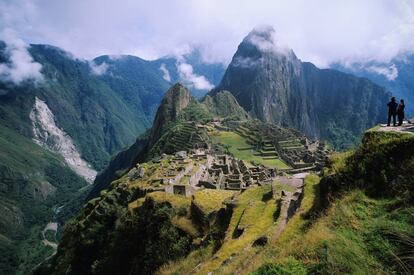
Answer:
[197,154,271,191]
[157,147,274,196]
[151,119,330,197]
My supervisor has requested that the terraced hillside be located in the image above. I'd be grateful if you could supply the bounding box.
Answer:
[39,127,414,275]
[211,129,289,169]
[148,121,210,158]
[210,120,329,173]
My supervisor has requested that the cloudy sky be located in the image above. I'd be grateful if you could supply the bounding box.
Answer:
[1,0,414,67]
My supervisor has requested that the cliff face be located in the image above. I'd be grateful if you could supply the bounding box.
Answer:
[216,27,390,148]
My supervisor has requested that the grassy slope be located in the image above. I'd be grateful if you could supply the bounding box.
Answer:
[40,130,414,274]
[249,184,414,274]
[159,130,414,274]
[158,183,291,274]
[247,131,414,274]
[211,131,290,169]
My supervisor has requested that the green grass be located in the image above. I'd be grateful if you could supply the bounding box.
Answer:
[271,190,414,274]
[192,189,236,214]
[148,191,191,210]
[247,152,414,275]
[195,185,279,274]
[211,131,290,169]
[252,257,307,275]
[272,181,297,194]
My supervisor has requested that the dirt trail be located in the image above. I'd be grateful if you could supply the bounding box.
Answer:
[270,175,305,241]
[271,191,295,240]
[41,222,58,250]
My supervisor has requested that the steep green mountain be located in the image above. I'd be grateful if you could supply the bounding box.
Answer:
[0,41,224,274]
[0,42,169,274]
[28,45,171,170]
[149,83,193,145]
[214,27,390,149]
[331,55,414,115]
[90,84,253,199]
[90,83,209,198]
[37,83,332,275]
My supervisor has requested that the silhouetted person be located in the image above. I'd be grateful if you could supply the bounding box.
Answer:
[387,97,398,126]
[397,99,405,126]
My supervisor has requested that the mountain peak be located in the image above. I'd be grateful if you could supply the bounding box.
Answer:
[241,25,292,56]
[149,83,192,144]
[245,25,276,44]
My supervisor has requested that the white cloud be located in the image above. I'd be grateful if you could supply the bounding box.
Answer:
[0,29,43,84]
[159,63,171,82]
[177,61,214,90]
[245,26,290,55]
[89,61,108,75]
[1,0,414,68]
[366,64,399,81]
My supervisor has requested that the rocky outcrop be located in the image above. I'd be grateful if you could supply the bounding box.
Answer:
[215,26,390,148]
[30,97,97,183]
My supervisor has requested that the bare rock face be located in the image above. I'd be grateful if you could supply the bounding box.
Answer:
[30,97,97,183]
[215,26,390,148]
[150,83,192,145]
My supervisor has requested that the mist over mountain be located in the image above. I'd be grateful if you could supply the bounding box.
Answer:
[215,27,390,148]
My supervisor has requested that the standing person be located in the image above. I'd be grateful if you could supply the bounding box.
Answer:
[387,97,398,126]
[397,99,405,126]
